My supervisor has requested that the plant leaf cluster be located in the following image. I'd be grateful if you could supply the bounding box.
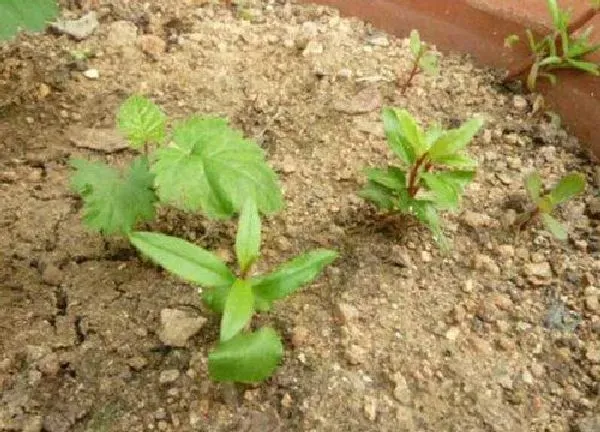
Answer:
[129,200,337,382]
[399,29,439,93]
[360,108,483,248]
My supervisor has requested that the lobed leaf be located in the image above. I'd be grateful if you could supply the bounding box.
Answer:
[541,213,568,240]
[70,157,157,235]
[152,117,283,219]
[220,279,255,342]
[129,231,235,288]
[549,172,585,205]
[428,117,484,161]
[235,199,261,274]
[208,327,283,383]
[0,0,58,40]
[117,95,166,148]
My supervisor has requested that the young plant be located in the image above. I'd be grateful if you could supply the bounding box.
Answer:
[515,171,586,239]
[505,0,600,90]
[360,108,483,248]
[70,95,283,234]
[399,29,439,94]
[0,0,58,40]
[129,199,338,382]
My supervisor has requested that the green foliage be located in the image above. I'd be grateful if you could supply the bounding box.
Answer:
[360,108,483,248]
[517,171,586,240]
[510,0,600,90]
[70,157,157,235]
[400,29,439,93]
[129,200,338,382]
[0,0,58,40]
[71,95,284,234]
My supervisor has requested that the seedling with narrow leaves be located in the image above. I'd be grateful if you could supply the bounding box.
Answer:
[399,30,439,94]
[70,95,283,235]
[360,108,483,248]
[515,171,586,240]
[129,199,338,382]
[505,0,600,90]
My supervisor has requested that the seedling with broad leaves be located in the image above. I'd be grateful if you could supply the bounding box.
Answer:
[505,0,600,90]
[360,108,483,249]
[399,29,439,94]
[70,95,283,235]
[129,200,338,382]
[515,171,586,240]
[0,0,58,40]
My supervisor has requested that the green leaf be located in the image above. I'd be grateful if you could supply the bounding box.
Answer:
[419,52,439,75]
[70,157,157,235]
[539,56,563,66]
[208,327,283,382]
[252,249,338,304]
[364,167,406,191]
[435,170,475,191]
[129,231,235,288]
[220,279,255,342]
[504,34,520,48]
[428,117,484,161]
[424,123,444,148]
[235,199,261,274]
[547,0,560,28]
[549,173,586,205]
[525,171,543,202]
[117,95,166,148]
[420,172,460,210]
[359,181,397,210]
[541,213,568,240]
[432,153,477,169]
[565,59,600,75]
[0,0,58,40]
[411,199,448,249]
[409,29,421,57]
[382,108,423,164]
[203,285,231,314]
[152,117,283,219]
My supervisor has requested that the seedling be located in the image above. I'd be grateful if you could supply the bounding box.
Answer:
[129,199,338,382]
[506,0,600,90]
[399,30,439,94]
[360,108,483,248]
[0,0,58,40]
[70,95,283,234]
[515,171,586,240]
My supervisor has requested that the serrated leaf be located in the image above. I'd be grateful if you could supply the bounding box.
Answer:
[152,117,283,219]
[409,29,421,57]
[420,172,460,210]
[235,199,261,274]
[208,327,283,383]
[220,279,255,342]
[359,181,397,210]
[382,108,424,164]
[435,170,475,191]
[428,117,484,160]
[541,213,568,240]
[364,166,406,191]
[549,173,586,205]
[424,123,444,148]
[129,231,235,288]
[419,52,439,75]
[428,153,477,169]
[525,171,543,202]
[117,95,166,148]
[70,157,157,235]
[252,250,338,304]
[0,0,58,40]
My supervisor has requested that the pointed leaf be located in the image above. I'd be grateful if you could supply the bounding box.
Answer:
[221,279,255,342]
[382,108,423,164]
[252,250,338,303]
[565,59,600,75]
[409,29,421,57]
[208,327,283,382]
[541,213,568,240]
[539,56,562,66]
[117,95,166,148]
[129,231,235,288]
[235,199,261,274]
[411,200,448,249]
[359,181,396,210]
[549,173,586,206]
[432,153,477,169]
[152,117,283,218]
[203,285,231,314]
[420,172,460,210]
[70,157,157,235]
[364,167,406,191]
[525,171,543,202]
[428,117,484,160]
[435,170,475,191]
[0,0,58,40]
[547,0,560,28]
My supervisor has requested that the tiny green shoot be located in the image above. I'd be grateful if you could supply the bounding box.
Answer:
[360,108,483,249]
[129,199,338,382]
[399,29,439,94]
[515,171,586,240]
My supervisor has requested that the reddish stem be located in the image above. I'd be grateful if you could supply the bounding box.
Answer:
[400,52,422,94]
[407,154,430,197]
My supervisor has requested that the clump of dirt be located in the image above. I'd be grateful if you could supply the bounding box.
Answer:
[1,1,599,431]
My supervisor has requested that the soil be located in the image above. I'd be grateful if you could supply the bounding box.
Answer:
[1,1,599,431]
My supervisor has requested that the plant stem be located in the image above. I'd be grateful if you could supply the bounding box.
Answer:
[407,154,430,197]
[400,53,422,94]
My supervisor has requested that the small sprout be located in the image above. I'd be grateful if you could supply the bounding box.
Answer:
[516,171,586,240]
[399,29,439,94]
[129,200,338,382]
[506,0,600,90]
[504,34,520,48]
[359,108,483,249]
